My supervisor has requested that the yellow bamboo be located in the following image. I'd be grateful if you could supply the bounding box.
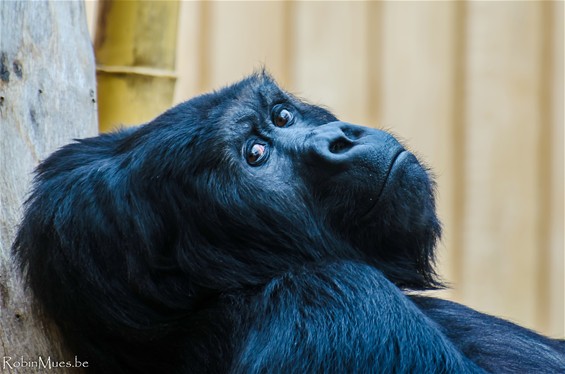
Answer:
[94,0,179,132]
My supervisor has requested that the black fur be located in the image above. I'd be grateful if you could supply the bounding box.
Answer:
[411,296,565,373]
[13,72,563,373]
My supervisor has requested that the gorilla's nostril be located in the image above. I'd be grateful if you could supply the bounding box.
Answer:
[329,138,353,154]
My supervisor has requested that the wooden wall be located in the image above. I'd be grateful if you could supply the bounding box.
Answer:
[87,1,564,337]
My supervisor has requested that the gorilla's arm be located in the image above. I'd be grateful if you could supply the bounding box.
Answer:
[411,296,565,373]
[232,262,484,374]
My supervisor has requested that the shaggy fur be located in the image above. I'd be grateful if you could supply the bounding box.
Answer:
[14,73,563,373]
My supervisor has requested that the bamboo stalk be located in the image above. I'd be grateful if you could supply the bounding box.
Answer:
[94,0,179,132]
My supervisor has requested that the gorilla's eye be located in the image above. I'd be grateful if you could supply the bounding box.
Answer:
[246,142,268,166]
[273,105,294,128]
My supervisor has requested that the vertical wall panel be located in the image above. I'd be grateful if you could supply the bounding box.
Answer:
[291,1,370,125]
[548,0,564,337]
[173,1,204,104]
[462,2,545,328]
[379,1,461,294]
[205,2,289,90]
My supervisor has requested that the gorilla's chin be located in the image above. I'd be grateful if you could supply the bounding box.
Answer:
[351,151,442,289]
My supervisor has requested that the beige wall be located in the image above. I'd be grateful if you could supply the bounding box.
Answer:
[88,1,564,338]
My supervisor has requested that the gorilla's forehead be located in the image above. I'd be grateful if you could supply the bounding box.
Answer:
[229,72,292,111]
[210,73,294,133]
[221,74,337,129]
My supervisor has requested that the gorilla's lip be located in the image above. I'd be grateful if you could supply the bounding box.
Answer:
[360,149,407,221]
[377,149,410,190]
[378,149,408,199]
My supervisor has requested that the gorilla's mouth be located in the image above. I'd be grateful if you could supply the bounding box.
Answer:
[360,150,410,221]
[378,149,409,199]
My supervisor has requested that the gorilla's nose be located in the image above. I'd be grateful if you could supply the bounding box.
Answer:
[305,121,403,169]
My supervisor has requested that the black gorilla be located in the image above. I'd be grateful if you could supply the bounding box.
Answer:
[14,72,564,373]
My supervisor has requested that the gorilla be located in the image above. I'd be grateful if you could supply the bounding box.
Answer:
[13,72,564,373]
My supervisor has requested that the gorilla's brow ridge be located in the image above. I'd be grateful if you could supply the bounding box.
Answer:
[255,80,290,110]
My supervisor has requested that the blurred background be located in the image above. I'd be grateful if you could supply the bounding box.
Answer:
[85,1,563,338]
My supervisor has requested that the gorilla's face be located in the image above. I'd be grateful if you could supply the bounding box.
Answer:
[156,73,441,288]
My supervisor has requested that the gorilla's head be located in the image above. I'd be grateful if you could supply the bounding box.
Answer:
[146,73,441,290]
[14,72,441,369]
